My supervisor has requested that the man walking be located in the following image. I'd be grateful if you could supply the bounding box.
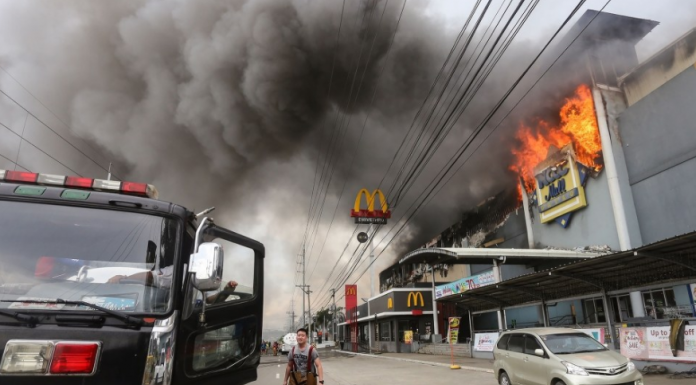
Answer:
[283,328,324,385]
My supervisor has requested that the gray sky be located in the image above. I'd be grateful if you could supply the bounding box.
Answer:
[0,0,694,333]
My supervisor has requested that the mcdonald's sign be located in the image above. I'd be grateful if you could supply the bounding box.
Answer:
[407,292,424,307]
[407,292,425,316]
[350,189,391,224]
[345,285,357,315]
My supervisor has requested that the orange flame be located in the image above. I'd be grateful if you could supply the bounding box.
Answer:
[510,84,603,197]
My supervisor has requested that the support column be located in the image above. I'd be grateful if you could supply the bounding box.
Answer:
[630,292,646,317]
[593,85,646,322]
[431,265,440,338]
[497,309,505,331]
[468,310,474,358]
[541,300,549,327]
[602,289,616,349]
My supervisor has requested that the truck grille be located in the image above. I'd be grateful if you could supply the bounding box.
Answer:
[584,363,628,375]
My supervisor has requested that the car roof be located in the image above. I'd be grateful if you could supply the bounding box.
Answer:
[502,327,585,336]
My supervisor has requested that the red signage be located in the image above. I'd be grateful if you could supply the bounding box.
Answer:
[345,285,357,315]
[350,189,391,224]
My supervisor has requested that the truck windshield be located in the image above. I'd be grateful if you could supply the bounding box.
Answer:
[0,200,179,314]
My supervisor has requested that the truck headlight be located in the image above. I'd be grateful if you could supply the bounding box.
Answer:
[562,361,588,376]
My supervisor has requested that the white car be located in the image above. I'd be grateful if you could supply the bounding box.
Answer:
[280,333,297,355]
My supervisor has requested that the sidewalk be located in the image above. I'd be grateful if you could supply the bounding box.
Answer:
[333,349,494,373]
[332,349,686,385]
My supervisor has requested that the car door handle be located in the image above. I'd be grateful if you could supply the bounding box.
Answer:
[523,357,529,362]
[505,353,509,358]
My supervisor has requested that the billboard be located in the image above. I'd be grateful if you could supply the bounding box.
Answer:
[474,332,500,352]
[533,144,589,228]
[620,326,696,362]
[435,270,496,299]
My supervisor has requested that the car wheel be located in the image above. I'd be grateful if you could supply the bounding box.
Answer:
[554,381,567,385]
[499,372,511,385]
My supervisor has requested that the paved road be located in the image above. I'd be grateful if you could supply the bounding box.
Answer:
[251,350,693,385]
[252,351,497,385]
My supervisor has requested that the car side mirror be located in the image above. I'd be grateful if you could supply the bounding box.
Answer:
[189,242,224,292]
[534,349,544,357]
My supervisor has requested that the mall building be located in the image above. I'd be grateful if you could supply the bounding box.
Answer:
[340,11,696,370]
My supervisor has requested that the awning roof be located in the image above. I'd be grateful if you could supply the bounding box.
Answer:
[439,231,696,311]
[399,247,602,266]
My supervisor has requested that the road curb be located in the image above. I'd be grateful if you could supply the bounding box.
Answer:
[332,350,494,373]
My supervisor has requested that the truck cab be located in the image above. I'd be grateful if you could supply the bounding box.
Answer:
[0,170,264,385]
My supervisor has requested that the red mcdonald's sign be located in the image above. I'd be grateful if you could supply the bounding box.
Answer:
[345,284,357,315]
[350,189,391,224]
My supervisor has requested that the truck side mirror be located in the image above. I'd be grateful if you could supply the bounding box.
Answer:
[189,242,224,292]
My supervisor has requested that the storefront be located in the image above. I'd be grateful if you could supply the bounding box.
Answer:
[338,288,435,353]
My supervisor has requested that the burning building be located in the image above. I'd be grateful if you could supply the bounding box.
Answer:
[344,11,696,369]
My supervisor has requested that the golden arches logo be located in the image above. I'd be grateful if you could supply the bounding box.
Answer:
[345,287,357,296]
[387,298,393,309]
[350,189,391,218]
[407,292,424,307]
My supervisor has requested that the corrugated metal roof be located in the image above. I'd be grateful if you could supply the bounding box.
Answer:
[439,231,696,311]
[399,247,601,266]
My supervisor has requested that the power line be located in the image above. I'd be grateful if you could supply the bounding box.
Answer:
[317,0,593,309]
[347,0,597,290]
[306,0,408,284]
[316,0,524,305]
[389,0,527,207]
[303,0,388,266]
[312,0,493,307]
[0,122,86,177]
[0,71,118,179]
[390,0,538,205]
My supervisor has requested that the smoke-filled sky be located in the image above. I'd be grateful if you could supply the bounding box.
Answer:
[0,0,694,331]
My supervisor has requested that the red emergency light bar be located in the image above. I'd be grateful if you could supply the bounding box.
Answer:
[0,169,159,199]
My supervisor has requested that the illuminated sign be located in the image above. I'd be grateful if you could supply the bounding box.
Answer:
[345,285,357,322]
[533,145,589,228]
[351,189,391,224]
[407,292,425,309]
[387,298,393,309]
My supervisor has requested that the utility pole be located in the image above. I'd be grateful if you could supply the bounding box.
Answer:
[307,286,312,345]
[368,224,375,352]
[286,297,296,332]
[296,284,313,344]
[330,289,336,342]
[369,224,375,298]
[297,246,306,327]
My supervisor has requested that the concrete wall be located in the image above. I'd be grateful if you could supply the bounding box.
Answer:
[621,29,696,107]
[0,73,118,179]
[619,66,696,244]
[496,210,529,249]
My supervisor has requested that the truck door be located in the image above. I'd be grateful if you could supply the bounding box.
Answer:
[172,222,264,385]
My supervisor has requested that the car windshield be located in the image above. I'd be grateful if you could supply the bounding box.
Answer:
[540,332,607,354]
[0,200,179,314]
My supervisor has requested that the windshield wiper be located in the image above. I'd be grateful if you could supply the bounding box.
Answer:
[0,308,39,327]
[1,299,144,329]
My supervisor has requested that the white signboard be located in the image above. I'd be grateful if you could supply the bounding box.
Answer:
[474,332,500,352]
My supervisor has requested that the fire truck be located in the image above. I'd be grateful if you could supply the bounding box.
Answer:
[0,170,264,385]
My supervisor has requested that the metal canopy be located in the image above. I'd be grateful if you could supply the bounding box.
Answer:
[398,247,601,266]
[440,231,696,312]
